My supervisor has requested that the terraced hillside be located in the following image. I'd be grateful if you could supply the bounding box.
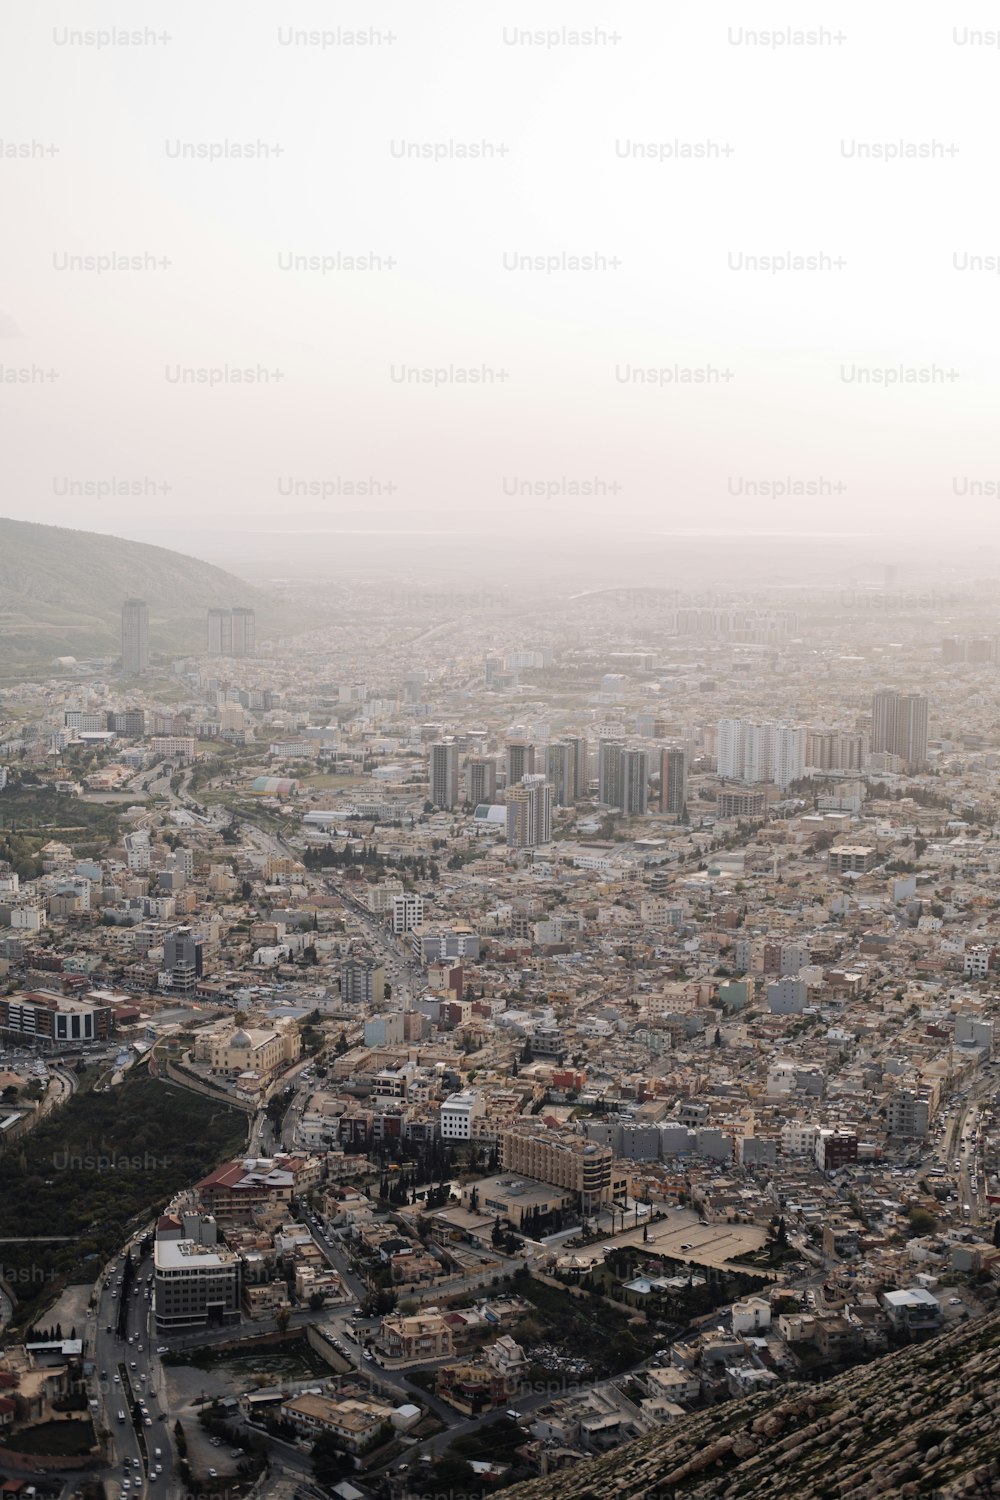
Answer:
[507,1311,1000,1499]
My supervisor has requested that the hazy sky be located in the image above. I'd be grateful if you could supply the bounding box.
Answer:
[4,2,1000,558]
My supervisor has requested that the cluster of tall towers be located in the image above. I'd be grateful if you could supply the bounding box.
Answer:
[120,599,257,675]
[426,733,688,847]
[207,607,256,657]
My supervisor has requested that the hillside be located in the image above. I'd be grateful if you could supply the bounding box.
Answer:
[506,1311,1000,1499]
[0,516,271,664]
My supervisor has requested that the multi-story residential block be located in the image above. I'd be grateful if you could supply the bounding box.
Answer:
[619,747,649,815]
[660,745,687,816]
[717,718,805,788]
[161,926,204,991]
[195,1158,298,1224]
[886,1089,932,1139]
[153,1213,241,1331]
[506,775,551,848]
[428,739,459,809]
[440,1090,483,1141]
[815,1129,858,1172]
[505,739,535,787]
[871,688,929,770]
[150,736,198,762]
[391,893,424,935]
[717,788,768,819]
[466,756,498,806]
[499,1126,614,1213]
[828,844,880,875]
[341,956,385,1006]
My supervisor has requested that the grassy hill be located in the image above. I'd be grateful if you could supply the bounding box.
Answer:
[0,516,271,666]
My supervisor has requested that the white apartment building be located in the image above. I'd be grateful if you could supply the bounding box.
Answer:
[780,1121,820,1156]
[150,736,198,762]
[716,718,806,789]
[440,1090,483,1142]
[964,945,992,979]
[365,880,404,916]
[392,893,424,935]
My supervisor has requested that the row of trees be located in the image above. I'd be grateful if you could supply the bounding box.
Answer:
[302,841,440,881]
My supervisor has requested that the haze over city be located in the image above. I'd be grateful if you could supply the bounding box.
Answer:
[5,8,1000,1500]
[4,2,1000,573]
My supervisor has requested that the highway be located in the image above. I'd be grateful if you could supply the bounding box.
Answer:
[91,1243,173,1500]
[936,1067,998,1228]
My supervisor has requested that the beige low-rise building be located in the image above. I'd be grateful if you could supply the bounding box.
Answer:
[377,1309,454,1362]
[279,1393,393,1451]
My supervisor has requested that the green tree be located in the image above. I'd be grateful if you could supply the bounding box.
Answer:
[311,1432,352,1488]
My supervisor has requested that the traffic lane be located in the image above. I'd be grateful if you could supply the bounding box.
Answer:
[305,1223,366,1300]
[95,1263,166,1487]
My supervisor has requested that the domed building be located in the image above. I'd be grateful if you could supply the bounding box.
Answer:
[201,1019,301,1087]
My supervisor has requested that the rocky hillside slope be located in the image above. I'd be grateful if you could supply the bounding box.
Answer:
[507,1310,1000,1499]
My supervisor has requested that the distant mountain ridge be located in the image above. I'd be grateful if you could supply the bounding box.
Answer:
[0,516,269,663]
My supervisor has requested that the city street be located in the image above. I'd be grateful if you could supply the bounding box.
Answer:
[91,1247,172,1500]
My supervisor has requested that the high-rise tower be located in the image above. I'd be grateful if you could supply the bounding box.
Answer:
[121,598,149,676]
[506,774,552,849]
[428,739,459,809]
[660,746,687,816]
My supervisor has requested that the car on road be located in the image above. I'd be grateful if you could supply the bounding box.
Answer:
[208,1469,218,1479]
[144,1416,153,1426]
